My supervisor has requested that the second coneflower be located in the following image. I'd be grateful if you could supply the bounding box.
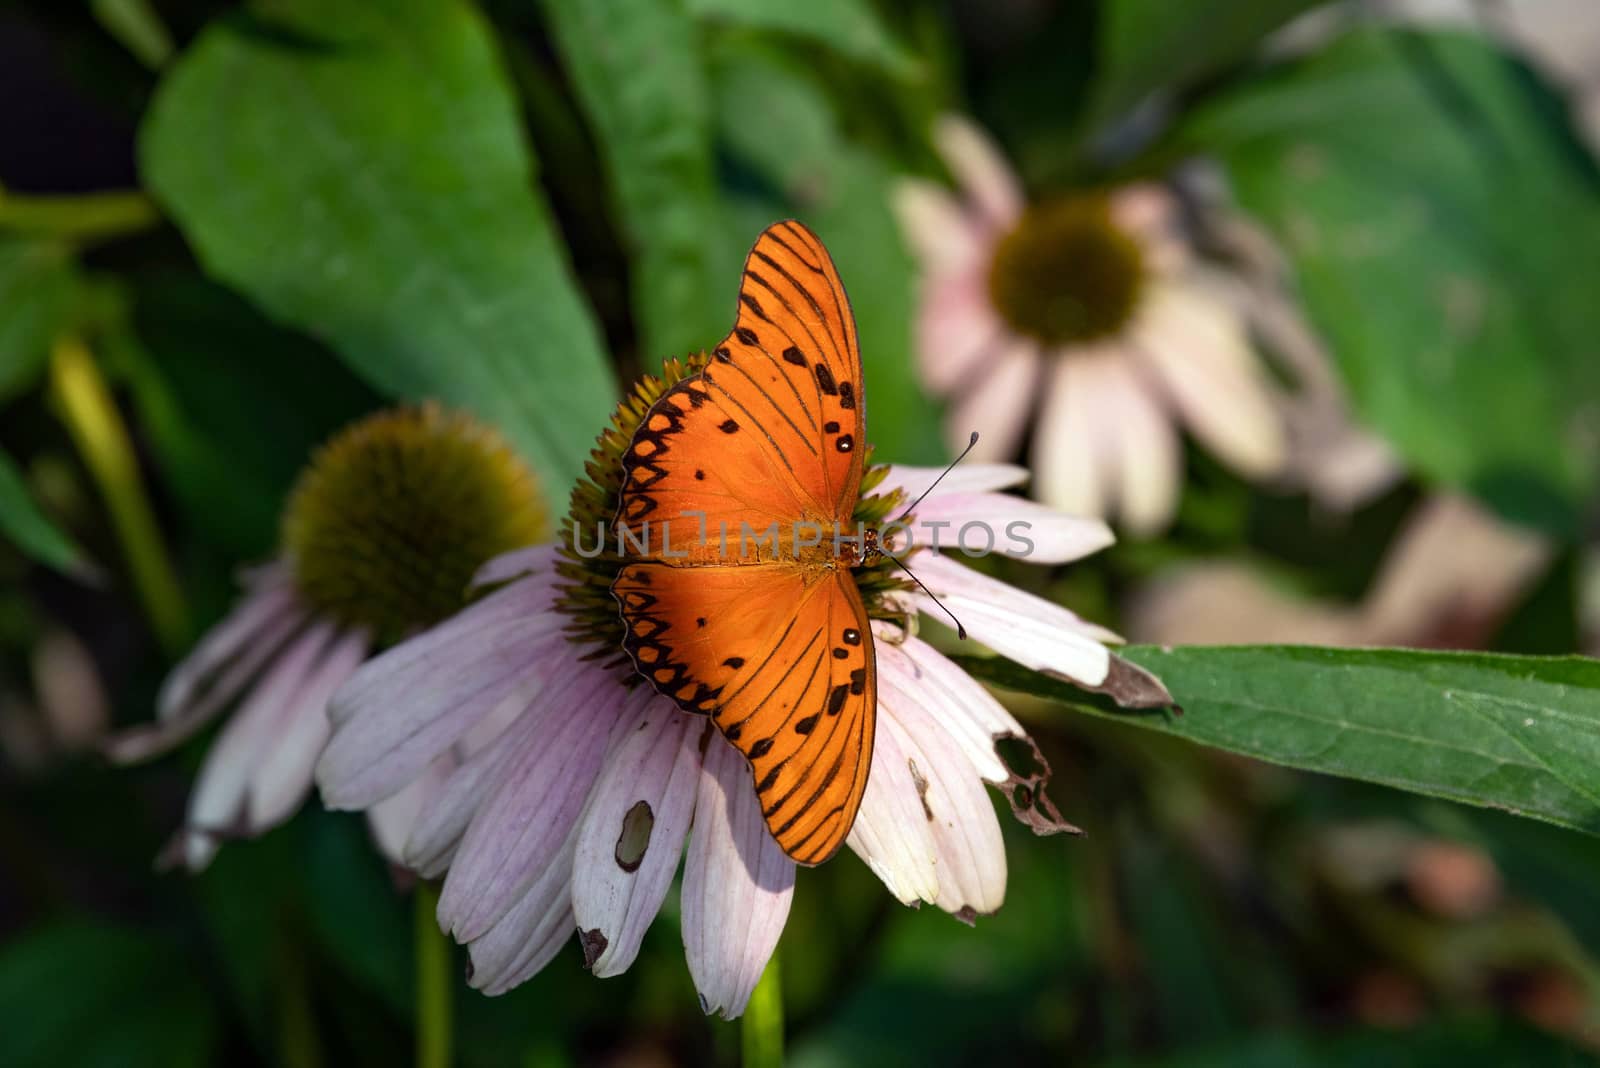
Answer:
[894,115,1289,535]
[109,405,548,869]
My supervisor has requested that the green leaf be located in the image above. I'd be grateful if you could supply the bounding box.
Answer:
[687,0,915,76]
[1183,30,1600,534]
[542,0,727,360]
[960,646,1600,837]
[0,447,87,576]
[0,921,218,1068]
[0,238,78,402]
[711,47,943,464]
[141,0,619,513]
[1088,0,1320,129]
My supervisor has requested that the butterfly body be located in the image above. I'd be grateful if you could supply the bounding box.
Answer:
[610,221,878,866]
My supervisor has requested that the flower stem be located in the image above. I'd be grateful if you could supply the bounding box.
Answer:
[741,952,784,1068]
[0,185,160,243]
[416,883,453,1068]
[49,335,189,653]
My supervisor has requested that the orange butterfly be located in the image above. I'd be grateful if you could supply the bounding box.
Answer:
[610,221,878,866]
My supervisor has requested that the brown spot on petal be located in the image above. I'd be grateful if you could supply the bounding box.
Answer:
[953,906,979,927]
[615,800,655,872]
[993,732,1083,837]
[1070,653,1176,711]
[907,758,934,821]
[580,928,609,969]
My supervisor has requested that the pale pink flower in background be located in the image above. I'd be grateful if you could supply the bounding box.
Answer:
[1127,494,1552,648]
[316,462,1138,1017]
[894,115,1290,536]
[106,565,374,869]
[107,406,547,870]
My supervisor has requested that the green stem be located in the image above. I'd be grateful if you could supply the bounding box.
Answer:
[416,883,453,1068]
[277,937,323,1068]
[49,336,189,653]
[0,186,160,243]
[741,951,784,1068]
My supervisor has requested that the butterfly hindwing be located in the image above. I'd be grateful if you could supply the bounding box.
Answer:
[614,562,876,866]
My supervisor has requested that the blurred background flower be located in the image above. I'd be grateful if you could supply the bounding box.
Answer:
[2,0,1599,1065]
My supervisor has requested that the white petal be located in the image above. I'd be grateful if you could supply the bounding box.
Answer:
[900,491,1113,564]
[892,178,987,277]
[874,633,1022,783]
[914,271,1005,395]
[846,707,940,906]
[878,463,1029,501]
[682,735,796,1019]
[947,340,1039,463]
[932,115,1023,229]
[880,695,1007,917]
[1033,356,1109,519]
[467,822,581,996]
[1099,357,1181,536]
[181,621,338,869]
[912,553,1115,686]
[316,576,565,808]
[438,664,631,942]
[246,628,369,831]
[571,703,703,977]
[1133,281,1285,477]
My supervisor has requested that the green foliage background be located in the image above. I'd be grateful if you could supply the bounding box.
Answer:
[2,1,1599,1065]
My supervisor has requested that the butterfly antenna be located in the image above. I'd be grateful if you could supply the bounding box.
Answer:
[891,431,980,523]
[881,550,967,640]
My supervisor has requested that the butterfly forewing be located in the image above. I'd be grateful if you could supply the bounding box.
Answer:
[611,219,877,866]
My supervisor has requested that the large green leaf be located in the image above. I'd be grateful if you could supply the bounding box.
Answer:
[686,0,914,76]
[0,447,86,576]
[1183,30,1600,534]
[541,0,726,361]
[141,0,618,512]
[961,646,1600,837]
[1087,0,1320,130]
[0,238,78,401]
[711,47,943,464]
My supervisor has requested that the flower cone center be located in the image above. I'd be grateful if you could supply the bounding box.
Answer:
[283,405,547,645]
[987,196,1145,347]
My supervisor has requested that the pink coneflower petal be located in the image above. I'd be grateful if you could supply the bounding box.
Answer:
[317,576,567,809]
[682,735,796,1019]
[949,340,1040,463]
[932,115,1023,230]
[880,694,1006,918]
[106,598,310,763]
[466,823,581,997]
[1133,281,1285,477]
[368,753,454,865]
[154,567,296,722]
[438,661,628,942]
[879,462,1028,501]
[572,702,702,977]
[875,634,1023,784]
[1111,183,1189,275]
[916,274,1006,395]
[904,491,1114,564]
[1034,354,1112,519]
[912,553,1116,686]
[847,690,942,906]
[892,179,990,278]
[1099,355,1182,536]
[471,543,560,588]
[182,620,339,869]
[247,628,369,830]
